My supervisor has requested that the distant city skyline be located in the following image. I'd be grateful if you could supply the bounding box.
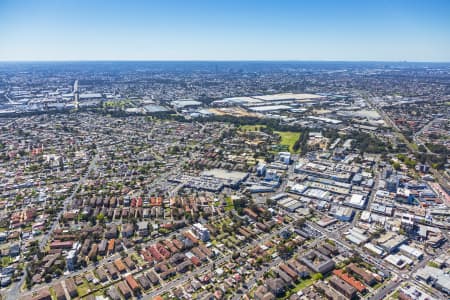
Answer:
[1,0,450,62]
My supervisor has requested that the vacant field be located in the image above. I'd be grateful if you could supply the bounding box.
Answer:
[275,131,301,153]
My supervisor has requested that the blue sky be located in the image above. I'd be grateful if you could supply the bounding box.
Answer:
[0,0,449,61]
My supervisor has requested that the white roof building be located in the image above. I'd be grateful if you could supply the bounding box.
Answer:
[344,193,367,209]
[364,243,385,256]
[399,244,424,259]
[384,254,413,269]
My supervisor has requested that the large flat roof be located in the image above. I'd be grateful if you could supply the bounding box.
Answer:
[253,93,324,101]
[80,93,102,99]
[248,105,292,112]
[221,97,263,103]
[201,169,248,181]
[171,99,202,107]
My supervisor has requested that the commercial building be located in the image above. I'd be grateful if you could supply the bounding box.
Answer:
[277,152,292,164]
[248,105,293,112]
[370,202,394,216]
[363,243,385,257]
[290,184,308,195]
[277,197,302,212]
[399,244,424,260]
[192,223,210,242]
[331,206,355,222]
[344,194,367,209]
[171,99,202,109]
[66,250,77,272]
[201,169,249,189]
[415,266,450,295]
[294,161,353,183]
[345,228,369,245]
[256,164,266,176]
[379,233,408,253]
[384,254,413,269]
[399,284,435,300]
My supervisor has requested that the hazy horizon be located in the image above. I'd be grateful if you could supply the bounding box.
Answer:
[1,59,450,63]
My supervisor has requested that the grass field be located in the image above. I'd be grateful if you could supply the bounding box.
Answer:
[275,131,301,153]
[240,124,266,131]
[224,196,233,211]
[0,256,12,267]
[239,125,301,153]
[76,279,92,297]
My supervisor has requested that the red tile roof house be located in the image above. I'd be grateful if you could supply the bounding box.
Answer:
[117,281,132,299]
[125,274,140,293]
[333,269,366,294]
[107,239,115,254]
[114,258,127,273]
[50,241,73,250]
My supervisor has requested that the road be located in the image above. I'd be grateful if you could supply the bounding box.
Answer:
[39,153,99,250]
[306,217,425,300]
[413,118,435,148]
[18,218,289,300]
[305,219,393,277]
[5,153,99,300]
[351,162,380,227]
[273,122,449,300]
[363,93,450,191]
[231,256,282,300]
[370,249,447,300]
[3,121,222,299]
[370,278,401,300]
[4,93,15,104]
[19,224,184,299]
[142,225,290,299]
[367,162,380,209]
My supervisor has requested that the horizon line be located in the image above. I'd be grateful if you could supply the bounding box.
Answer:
[1,59,450,64]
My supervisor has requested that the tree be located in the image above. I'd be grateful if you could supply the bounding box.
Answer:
[312,273,323,280]
[277,244,293,259]
[418,144,427,153]
[392,162,401,171]
[96,213,105,224]
[349,254,362,264]
[24,269,32,289]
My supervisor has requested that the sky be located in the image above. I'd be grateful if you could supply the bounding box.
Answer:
[0,0,450,61]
